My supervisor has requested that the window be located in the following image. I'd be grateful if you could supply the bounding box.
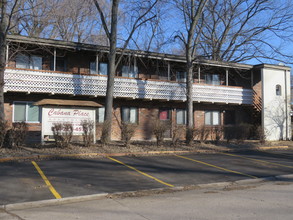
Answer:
[205,111,220,125]
[205,73,220,85]
[276,84,282,96]
[121,107,138,123]
[55,57,66,72]
[90,62,97,74]
[176,109,186,124]
[50,57,66,71]
[176,71,186,82]
[99,63,108,75]
[122,65,138,78]
[90,62,108,75]
[159,108,171,120]
[13,102,40,122]
[15,54,42,70]
[96,107,105,123]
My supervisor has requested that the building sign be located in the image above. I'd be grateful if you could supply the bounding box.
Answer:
[42,106,96,140]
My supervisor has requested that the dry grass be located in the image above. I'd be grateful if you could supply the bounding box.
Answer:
[0,140,292,161]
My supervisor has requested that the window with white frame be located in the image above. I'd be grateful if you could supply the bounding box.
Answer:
[205,111,220,125]
[121,107,138,123]
[176,109,187,124]
[205,73,220,85]
[15,54,42,70]
[13,102,40,122]
[96,107,105,123]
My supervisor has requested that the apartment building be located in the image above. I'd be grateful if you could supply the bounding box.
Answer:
[3,35,291,143]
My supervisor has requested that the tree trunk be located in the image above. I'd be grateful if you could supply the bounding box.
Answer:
[0,0,8,123]
[184,0,209,145]
[101,0,119,144]
[185,59,194,145]
[0,39,5,123]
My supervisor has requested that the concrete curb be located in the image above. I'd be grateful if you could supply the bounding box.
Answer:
[3,193,108,211]
[3,174,292,211]
[258,146,289,150]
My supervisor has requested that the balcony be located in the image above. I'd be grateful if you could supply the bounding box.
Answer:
[4,68,253,105]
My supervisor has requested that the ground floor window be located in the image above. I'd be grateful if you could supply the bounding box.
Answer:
[13,102,40,122]
[205,111,220,125]
[176,109,187,125]
[121,107,138,123]
[96,107,105,123]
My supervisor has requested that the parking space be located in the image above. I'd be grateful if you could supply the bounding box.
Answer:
[177,153,293,178]
[0,162,53,205]
[0,149,292,205]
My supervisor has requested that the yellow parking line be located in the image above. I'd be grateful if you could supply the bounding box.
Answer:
[107,157,174,187]
[32,161,62,199]
[221,152,293,169]
[175,155,257,179]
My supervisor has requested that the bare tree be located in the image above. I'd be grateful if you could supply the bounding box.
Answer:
[129,2,169,52]
[174,0,208,145]
[93,0,159,143]
[10,0,50,37]
[0,0,20,123]
[198,0,293,63]
[11,0,106,44]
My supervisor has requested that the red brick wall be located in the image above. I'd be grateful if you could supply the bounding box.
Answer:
[4,93,250,143]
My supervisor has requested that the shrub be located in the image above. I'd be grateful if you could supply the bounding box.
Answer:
[194,126,210,143]
[172,125,185,147]
[234,123,252,143]
[212,126,224,144]
[100,120,112,145]
[81,120,95,147]
[120,122,137,147]
[4,122,27,149]
[256,125,266,144]
[152,120,170,146]
[52,122,73,148]
[224,125,235,143]
[0,120,8,148]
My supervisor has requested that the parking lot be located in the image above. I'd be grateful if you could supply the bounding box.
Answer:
[0,149,292,205]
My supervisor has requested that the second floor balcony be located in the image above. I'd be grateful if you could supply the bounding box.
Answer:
[4,68,253,105]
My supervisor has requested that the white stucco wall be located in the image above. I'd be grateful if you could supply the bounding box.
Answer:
[261,66,291,141]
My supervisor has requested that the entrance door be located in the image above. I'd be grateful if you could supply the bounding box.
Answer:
[159,108,171,138]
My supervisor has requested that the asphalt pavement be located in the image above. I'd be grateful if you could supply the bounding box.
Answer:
[0,149,292,206]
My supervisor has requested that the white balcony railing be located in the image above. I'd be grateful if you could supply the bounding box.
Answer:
[4,68,253,105]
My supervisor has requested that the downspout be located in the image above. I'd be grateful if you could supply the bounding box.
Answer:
[6,44,9,67]
[167,62,170,81]
[53,48,56,71]
[198,66,201,83]
[226,69,229,86]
